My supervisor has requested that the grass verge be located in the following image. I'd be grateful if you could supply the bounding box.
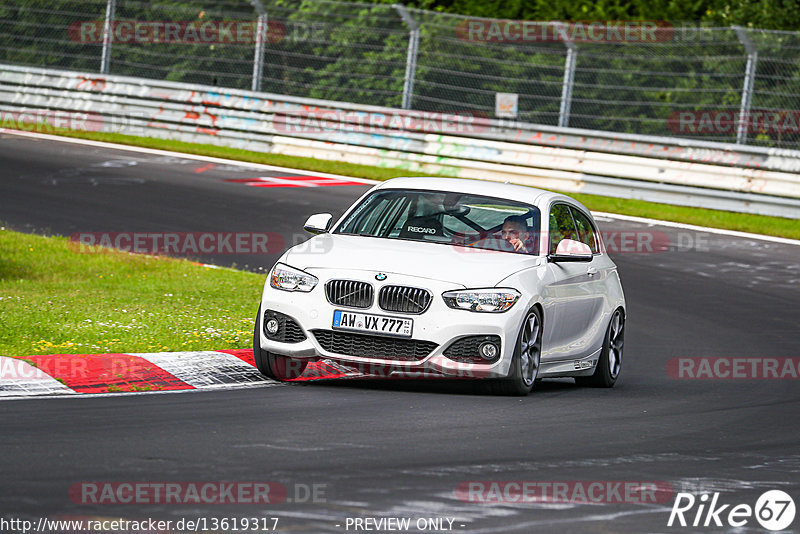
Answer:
[0,227,262,357]
[38,129,800,240]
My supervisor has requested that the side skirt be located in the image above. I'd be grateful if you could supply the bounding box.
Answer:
[538,347,602,378]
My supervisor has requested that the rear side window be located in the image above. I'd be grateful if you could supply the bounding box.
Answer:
[569,207,599,253]
[548,203,578,254]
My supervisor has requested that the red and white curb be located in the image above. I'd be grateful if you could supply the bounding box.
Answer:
[0,351,352,399]
[224,175,367,188]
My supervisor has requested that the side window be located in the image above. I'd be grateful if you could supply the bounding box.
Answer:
[548,203,578,254]
[569,207,599,254]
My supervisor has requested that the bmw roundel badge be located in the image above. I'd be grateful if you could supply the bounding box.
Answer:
[375,273,387,281]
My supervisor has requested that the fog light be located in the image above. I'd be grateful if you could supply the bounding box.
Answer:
[265,318,280,336]
[478,341,498,360]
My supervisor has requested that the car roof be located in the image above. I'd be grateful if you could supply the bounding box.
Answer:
[372,177,591,215]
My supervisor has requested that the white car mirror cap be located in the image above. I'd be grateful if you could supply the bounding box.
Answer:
[555,238,592,255]
[304,213,333,234]
[549,239,593,262]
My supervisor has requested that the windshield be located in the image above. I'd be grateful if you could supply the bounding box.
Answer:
[334,189,542,255]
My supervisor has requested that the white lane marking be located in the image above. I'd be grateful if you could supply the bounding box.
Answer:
[0,129,379,184]
[3,129,795,245]
[129,350,278,389]
[593,211,800,247]
[0,356,77,397]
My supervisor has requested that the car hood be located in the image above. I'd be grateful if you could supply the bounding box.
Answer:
[282,233,542,288]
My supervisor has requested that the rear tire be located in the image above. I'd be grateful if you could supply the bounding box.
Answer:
[575,308,624,388]
[491,307,542,396]
[253,305,308,381]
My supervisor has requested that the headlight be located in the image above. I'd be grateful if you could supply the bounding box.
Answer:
[269,263,318,292]
[442,288,521,313]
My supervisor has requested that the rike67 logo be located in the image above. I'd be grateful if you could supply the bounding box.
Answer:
[668,490,796,531]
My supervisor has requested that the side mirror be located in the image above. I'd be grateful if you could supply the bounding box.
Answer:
[303,213,333,235]
[548,239,593,263]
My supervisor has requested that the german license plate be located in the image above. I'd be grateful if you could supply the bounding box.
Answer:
[332,310,413,337]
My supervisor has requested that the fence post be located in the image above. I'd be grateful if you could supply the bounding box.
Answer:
[557,23,577,128]
[99,0,116,74]
[394,4,419,110]
[250,1,267,92]
[733,26,758,145]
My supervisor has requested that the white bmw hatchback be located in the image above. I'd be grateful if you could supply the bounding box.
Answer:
[254,177,626,395]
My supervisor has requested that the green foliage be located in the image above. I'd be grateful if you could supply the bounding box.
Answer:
[406,0,800,30]
[0,0,798,147]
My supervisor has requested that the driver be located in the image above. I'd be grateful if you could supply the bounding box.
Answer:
[501,215,535,254]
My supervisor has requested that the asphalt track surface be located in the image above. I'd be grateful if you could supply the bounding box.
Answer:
[1,132,799,533]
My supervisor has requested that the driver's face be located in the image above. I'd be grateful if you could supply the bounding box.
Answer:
[502,222,528,242]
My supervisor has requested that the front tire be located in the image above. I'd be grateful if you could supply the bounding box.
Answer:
[492,307,542,396]
[253,305,308,381]
[576,308,624,388]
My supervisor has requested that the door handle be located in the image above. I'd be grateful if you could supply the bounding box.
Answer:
[587,267,598,276]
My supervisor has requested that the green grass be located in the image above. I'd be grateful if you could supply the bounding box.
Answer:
[0,227,263,357]
[45,129,800,240]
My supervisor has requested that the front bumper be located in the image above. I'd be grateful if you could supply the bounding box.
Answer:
[257,269,526,379]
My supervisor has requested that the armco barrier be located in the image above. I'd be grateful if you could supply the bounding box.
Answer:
[1,63,799,218]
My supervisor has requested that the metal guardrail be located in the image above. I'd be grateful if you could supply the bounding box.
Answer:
[1,63,799,218]
[3,0,800,150]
